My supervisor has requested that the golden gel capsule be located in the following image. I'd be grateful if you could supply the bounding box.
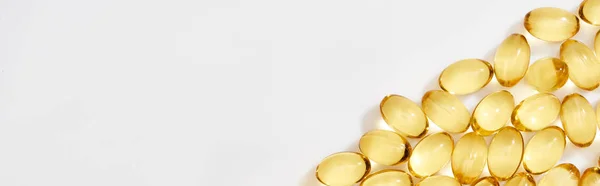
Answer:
[471,90,515,136]
[580,0,600,25]
[380,95,428,138]
[596,31,600,55]
[560,39,600,90]
[512,93,560,131]
[417,176,461,186]
[408,132,453,178]
[316,152,371,186]
[422,90,470,133]
[487,127,524,180]
[438,59,493,95]
[525,57,569,92]
[494,34,531,87]
[451,132,488,184]
[581,167,600,186]
[359,130,411,166]
[538,163,580,186]
[471,177,499,186]
[524,7,580,42]
[523,126,566,174]
[360,169,412,186]
[505,172,536,186]
[560,93,597,147]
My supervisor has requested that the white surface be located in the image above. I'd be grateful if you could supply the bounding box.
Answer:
[0,0,599,185]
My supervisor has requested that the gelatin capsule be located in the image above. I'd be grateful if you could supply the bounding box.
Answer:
[581,167,600,186]
[451,132,487,184]
[422,90,470,133]
[471,177,499,186]
[538,163,580,186]
[596,30,600,55]
[524,7,580,42]
[471,90,515,136]
[416,176,460,186]
[408,132,453,178]
[380,95,428,138]
[560,39,600,90]
[487,127,524,180]
[494,34,530,87]
[560,93,597,147]
[359,130,411,166]
[438,59,493,95]
[525,57,569,92]
[512,93,560,131]
[360,169,412,186]
[505,172,536,186]
[523,126,566,174]
[579,0,600,25]
[316,152,371,186]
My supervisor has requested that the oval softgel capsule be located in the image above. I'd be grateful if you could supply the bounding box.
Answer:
[439,59,493,95]
[525,7,580,42]
[494,34,530,87]
[408,132,453,178]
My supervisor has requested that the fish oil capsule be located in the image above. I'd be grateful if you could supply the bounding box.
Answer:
[494,34,531,87]
[471,90,515,136]
[379,95,428,138]
[438,59,493,95]
[581,167,600,186]
[505,172,536,186]
[487,127,524,180]
[523,126,566,174]
[422,90,470,133]
[538,163,580,186]
[525,57,569,92]
[524,7,580,42]
[560,39,600,90]
[417,176,460,186]
[512,93,560,131]
[451,132,488,184]
[560,93,597,147]
[596,31,600,55]
[360,169,412,186]
[359,130,411,166]
[471,177,499,186]
[408,132,453,178]
[580,0,600,25]
[316,152,371,186]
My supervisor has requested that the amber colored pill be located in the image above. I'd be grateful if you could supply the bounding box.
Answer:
[438,59,493,95]
[538,163,580,186]
[316,152,371,186]
[580,0,600,25]
[560,93,597,147]
[451,132,487,184]
[512,93,560,131]
[581,167,600,186]
[505,172,536,186]
[524,7,580,42]
[359,130,411,166]
[408,132,453,178]
[471,90,515,136]
[422,90,470,133]
[560,39,600,90]
[417,176,460,186]
[494,34,531,87]
[380,95,428,138]
[360,169,412,186]
[525,57,569,92]
[471,177,499,186]
[487,127,524,180]
[523,126,566,174]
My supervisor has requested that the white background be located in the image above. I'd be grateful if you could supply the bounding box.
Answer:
[1,0,599,185]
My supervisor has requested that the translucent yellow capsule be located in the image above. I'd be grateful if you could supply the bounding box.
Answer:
[538,163,580,186]
[360,169,412,186]
[494,34,530,87]
[524,7,580,42]
[359,130,411,166]
[408,132,453,178]
[560,93,597,147]
[560,39,600,90]
[380,95,428,138]
[417,176,461,186]
[422,90,470,133]
[505,172,536,186]
[512,93,560,131]
[316,152,371,186]
[471,177,499,186]
[487,127,524,180]
[596,31,600,55]
[438,59,493,95]
[523,126,566,174]
[525,57,569,92]
[581,167,600,186]
[579,0,600,25]
[471,90,515,136]
[451,132,487,184]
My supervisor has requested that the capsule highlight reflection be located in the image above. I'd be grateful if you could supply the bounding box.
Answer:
[360,169,412,186]
[579,0,600,25]
[494,34,530,87]
[581,167,600,186]
[560,93,597,147]
[439,59,493,95]
[380,95,428,138]
[487,127,524,180]
[525,57,569,92]
[524,7,580,42]
[452,132,487,184]
[408,132,453,178]
[422,90,470,133]
[538,163,579,186]
[523,126,566,174]
[512,93,560,131]
[359,130,411,166]
[316,152,371,186]
[560,39,600,90]
[471,90,514,136]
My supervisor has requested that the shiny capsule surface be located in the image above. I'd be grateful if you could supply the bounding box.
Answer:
[560,39,600,90]
[316,152,371,186]
[380,95,428,138]
[471,90,514,136]
[408,132,453,178]
[580,0,600,25]
[494,34,530,87]
[560,93,597,147]
[359,130,411,166]
[471,177,499,186]
[581,167,600,186]
[360,170,412,186]
[538,163,580,186]
[512,93,560,131]
[417,176,460,186]
[438,59,493,95]
[487,127,524,180]
[596,31,600,55]
[525,57,569,92]
[524,7,580,42]
[422,90,470,133]
[452,132,487,184]
[523,126,566,174]
[505,173,536,186]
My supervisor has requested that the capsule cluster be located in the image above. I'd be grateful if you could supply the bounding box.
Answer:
[314,1,600,186]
